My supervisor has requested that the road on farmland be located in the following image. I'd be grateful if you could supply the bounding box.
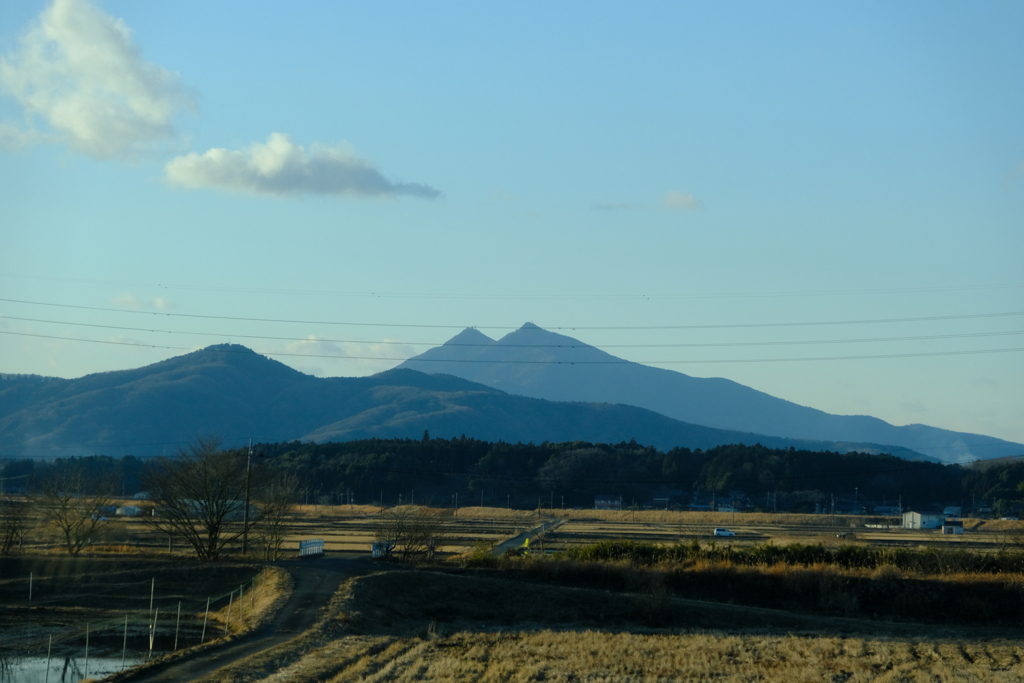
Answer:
[491,518,565,555]
[116,554,373,683]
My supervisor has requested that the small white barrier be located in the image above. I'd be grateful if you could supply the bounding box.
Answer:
[299,538,324,557]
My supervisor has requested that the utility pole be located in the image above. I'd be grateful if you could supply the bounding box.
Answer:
[242,439,253,555]
[854,487,859,515]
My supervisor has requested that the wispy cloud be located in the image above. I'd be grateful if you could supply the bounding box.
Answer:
[0,0,196,159]
[661,190,702,211]
[164,133,440,199]
[284,335,415,376]
[0,120,47,151]
[112,293,173,310]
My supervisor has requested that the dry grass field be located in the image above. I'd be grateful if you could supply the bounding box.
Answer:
[286,630,1024,683]
[9,502,1024,680]
[275,505,1024,558]
[11,499,1022,559]
[200,569,1024,683]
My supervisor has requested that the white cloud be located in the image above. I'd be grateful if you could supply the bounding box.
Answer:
[0,120,47,151]
[0,0,195,159]
[661,190,702,211]
[164,133,441,199]
[284,335,415,376]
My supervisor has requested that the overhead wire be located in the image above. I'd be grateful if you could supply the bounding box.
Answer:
[3,329,1024,364]
[3,297,1024,330]
[3,272,1023,300]
[3,313,1024,349]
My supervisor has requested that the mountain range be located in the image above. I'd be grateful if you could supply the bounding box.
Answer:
[398,323,1024,463]
[0,342,982,460]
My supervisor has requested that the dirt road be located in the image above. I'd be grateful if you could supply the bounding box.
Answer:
[116,555,372,683]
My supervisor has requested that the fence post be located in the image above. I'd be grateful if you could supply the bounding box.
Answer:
[149,607,159,661]
[239,583,244,618]
[201,597,210,644]
[85,622,89,680]
[149,578,154,618]
[122,614,128,670]
[29,571,33,608]
[174,601,181,651]
[225,591,232,634]
[44,634,51,683]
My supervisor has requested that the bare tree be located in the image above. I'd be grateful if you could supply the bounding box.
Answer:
[143,437,250,561]
[0,495,26,554]
[373,506,450,562]
[251,474,297,561]
[36,467,114,555]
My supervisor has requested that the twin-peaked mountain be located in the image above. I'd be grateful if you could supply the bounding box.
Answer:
[398,323,1023,463]
[0,342,970,460]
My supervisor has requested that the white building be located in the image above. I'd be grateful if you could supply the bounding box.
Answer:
[902,511,943,529]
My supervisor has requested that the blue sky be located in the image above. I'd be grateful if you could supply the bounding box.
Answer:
[1,0,1022,446]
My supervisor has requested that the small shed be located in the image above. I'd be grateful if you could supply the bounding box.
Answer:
[902,511,943,530]
[942,520,964,535]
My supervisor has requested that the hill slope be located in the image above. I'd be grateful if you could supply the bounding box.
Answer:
[398,324,1022,463]
[0,344,930,459]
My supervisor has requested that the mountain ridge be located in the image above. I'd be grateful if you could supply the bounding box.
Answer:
[0,344,937,460]
[398,324,1023,463]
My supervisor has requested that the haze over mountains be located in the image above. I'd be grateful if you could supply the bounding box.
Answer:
[398,323,1024,463]
[0,344,966,461]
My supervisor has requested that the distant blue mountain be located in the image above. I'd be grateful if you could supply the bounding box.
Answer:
[398,323,1023,463]
[0,344,936,460]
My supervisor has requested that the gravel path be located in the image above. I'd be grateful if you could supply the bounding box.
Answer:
[116,555,372,683]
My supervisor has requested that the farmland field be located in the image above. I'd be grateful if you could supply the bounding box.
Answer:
[11,500,1021,558]
[198,568,1024,683]
[4,504,1024,681]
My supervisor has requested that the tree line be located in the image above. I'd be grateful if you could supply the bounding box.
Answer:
[0,437,296,560]
[6,435,1021,517]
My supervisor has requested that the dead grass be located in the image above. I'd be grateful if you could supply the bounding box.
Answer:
[307,629,1024,682]
[87,543,142,554]
[223,569,1024,683]
[538,508,858,526]
[206,566,291,636]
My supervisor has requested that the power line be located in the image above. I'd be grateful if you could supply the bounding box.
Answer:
[5,314,1024,349]
[3,272,1022,300]
[3,297,1024,330]
[2,329,1024,364]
